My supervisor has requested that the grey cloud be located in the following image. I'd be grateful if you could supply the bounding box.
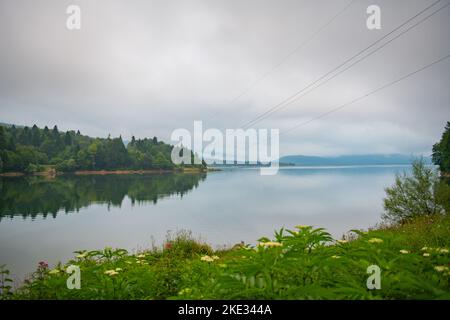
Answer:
[0,0,449,155]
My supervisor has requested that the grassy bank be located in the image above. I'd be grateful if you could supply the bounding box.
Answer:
[2,214,449,300]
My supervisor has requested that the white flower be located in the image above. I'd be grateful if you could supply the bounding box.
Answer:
[434,266,448,272]
[200,255,214,262]
[104,270,119,276]
[257,242,283,248]
[423,253,430,257]
[368,238,383,244]
[399,250,409,254]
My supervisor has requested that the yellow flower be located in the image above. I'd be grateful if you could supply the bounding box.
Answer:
[200,255,214,262]
[423,253,430,257]
[368,238,383,244]
[399,250,409,254]
[49,269,60,275]
[434,266,448,272]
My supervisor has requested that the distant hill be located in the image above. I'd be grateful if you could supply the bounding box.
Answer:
[279,154,431,166]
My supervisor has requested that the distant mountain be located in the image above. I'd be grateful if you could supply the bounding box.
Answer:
[279,154,431,166]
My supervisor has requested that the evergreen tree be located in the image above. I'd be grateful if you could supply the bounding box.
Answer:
[432,121,450,173]
[64,132,72,146]
[31,124,41,147]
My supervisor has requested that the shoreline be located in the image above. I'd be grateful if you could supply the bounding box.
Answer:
[0,167,211,177]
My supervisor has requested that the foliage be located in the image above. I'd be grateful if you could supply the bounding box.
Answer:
[433,121,450,173]
[0,124,205,173]
[0,265,13,300]
[382,159,445,224]
[6,216,450,300]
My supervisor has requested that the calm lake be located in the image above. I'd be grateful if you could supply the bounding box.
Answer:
[0,165,411,281]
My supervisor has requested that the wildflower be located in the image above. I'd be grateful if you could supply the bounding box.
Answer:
[164,243,173,250]
[137,254,146,259]
[200,255,214,262]
[368,238,383,244]
[421,247,428,251]
[331,255,341,259]
[48,269,60,275]
[115,268,123,272]
[104,270,119,276]
[38,261,49,269]
[336,239,348,244]
[258,242,283,248]
[438,248,449,254]
[434,266,448,272]
[212,255,220,260]
[125,261,132,265]
[399,250,409,254]
[295,225,310,230]
[423,253,430,257]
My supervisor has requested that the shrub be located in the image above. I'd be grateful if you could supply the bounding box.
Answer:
[383,159,444,224]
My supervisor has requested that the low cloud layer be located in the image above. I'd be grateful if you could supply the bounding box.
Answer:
[0,0,449,156]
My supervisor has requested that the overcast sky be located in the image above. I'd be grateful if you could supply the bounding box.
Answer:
[0,0,449,156]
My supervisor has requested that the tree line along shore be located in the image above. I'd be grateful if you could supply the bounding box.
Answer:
[0,124,206,176]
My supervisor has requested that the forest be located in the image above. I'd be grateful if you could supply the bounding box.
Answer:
[0,124,205,173]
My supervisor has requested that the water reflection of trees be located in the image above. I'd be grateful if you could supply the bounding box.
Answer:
[0,173,206,220]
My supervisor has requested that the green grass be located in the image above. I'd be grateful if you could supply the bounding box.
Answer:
[2,215,450,300]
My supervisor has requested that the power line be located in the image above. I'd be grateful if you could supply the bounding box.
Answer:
[273,1,450,119]
[205,0,357,123]
[282,53,450,135]
[240,0,445,129]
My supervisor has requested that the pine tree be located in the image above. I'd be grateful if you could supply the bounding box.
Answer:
[64,132,72,146]
[432,121,450,173]
[31,124,41,147]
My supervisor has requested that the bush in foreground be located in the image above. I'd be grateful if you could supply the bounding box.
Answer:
[383,159,447,224]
